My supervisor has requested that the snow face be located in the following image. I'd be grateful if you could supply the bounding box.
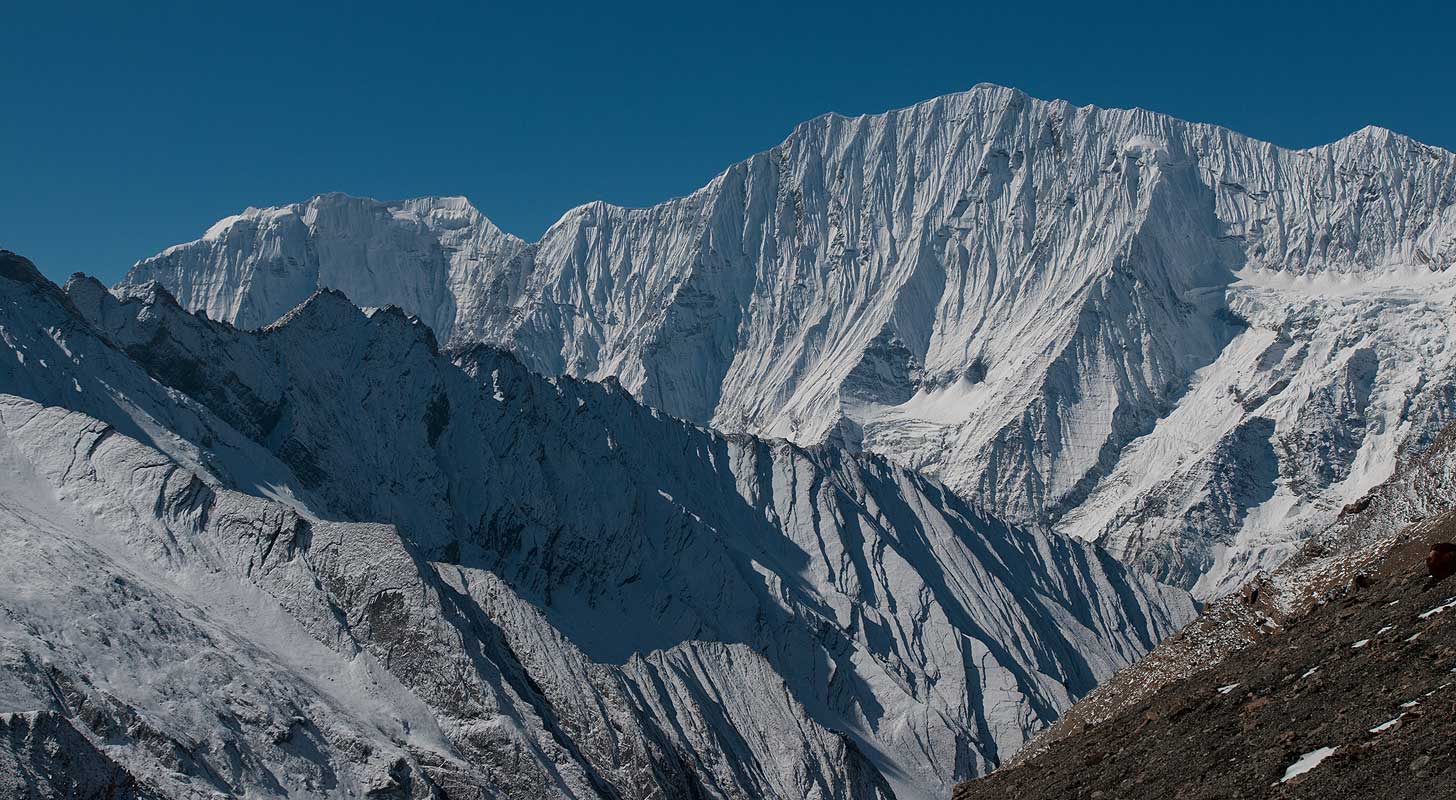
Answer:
[120,84,1456,597]
[132,193,527,336]
[0,252,1193,798]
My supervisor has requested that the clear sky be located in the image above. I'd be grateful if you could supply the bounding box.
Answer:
[5,0,1454,283]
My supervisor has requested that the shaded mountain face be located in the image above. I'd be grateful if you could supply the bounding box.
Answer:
[121,84,1456,598]
[0,251,1192,799]
[0,711,153,800]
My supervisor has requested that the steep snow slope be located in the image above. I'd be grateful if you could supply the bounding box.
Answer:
[1060,265,1456,595]
[1,251,1192,798]
[123,85,1456,596]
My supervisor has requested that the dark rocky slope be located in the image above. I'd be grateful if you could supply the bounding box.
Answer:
[954,519,1456,799]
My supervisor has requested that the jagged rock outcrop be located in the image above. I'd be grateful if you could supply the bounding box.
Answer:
[122,85,1456,596]
[0,251,1193,798]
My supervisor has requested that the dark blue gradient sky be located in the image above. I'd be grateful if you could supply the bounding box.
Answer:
[5,0,1454,282]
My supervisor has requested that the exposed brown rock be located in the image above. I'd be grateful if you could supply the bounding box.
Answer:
[1427,542,1456,584]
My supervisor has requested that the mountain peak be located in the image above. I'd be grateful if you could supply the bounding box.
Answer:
[0,250,71,309]
[0,250,49,287]
[1330,123,1427,149]
[261,287,362,332]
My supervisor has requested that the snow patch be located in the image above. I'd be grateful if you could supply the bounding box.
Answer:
[1419,597,1456,619]
[1277,747,1338,784]
[1369,717,1402,734]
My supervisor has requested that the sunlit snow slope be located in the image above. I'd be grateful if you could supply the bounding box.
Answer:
[122,85,1456,598]
[1,251,1191,799]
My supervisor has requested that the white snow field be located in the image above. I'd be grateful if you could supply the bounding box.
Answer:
[122,84,1456,598]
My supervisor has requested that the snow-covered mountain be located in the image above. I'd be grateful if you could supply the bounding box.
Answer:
[0,251,1192,798]
[123,84,1456,598]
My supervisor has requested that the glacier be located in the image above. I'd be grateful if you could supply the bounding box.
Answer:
[0,250,1192,798]
[122,84,1456,598]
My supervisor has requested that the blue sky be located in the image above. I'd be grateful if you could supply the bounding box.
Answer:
[5,0,1454,283]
